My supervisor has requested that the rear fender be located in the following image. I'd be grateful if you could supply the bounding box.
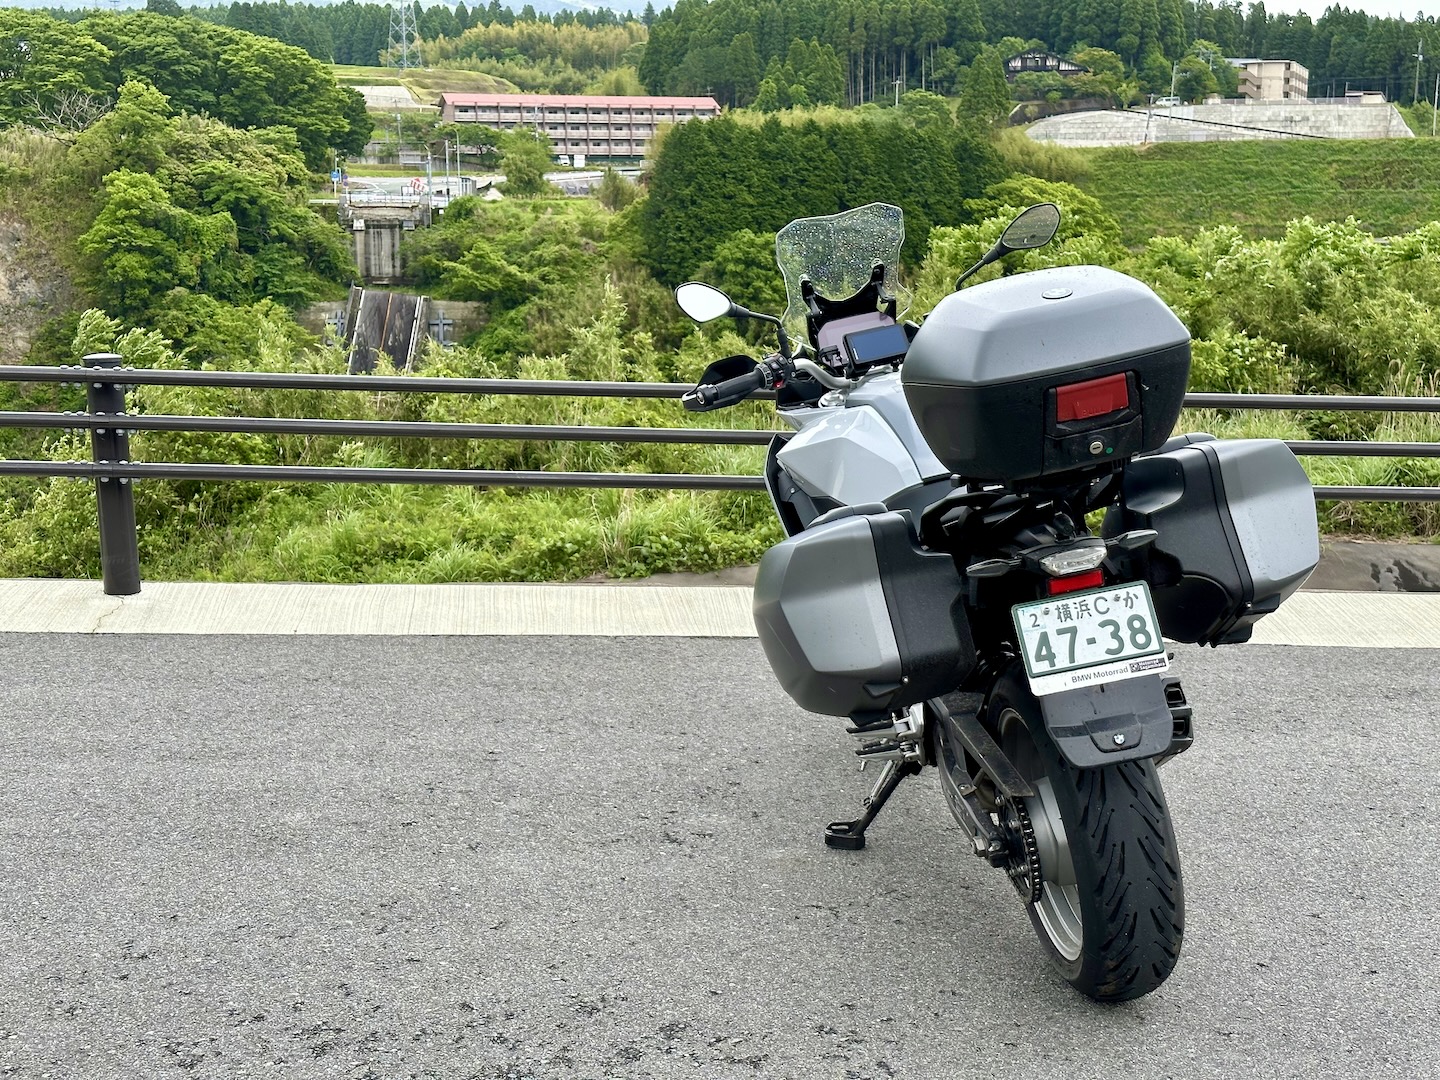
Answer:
[1036,675,1175,768]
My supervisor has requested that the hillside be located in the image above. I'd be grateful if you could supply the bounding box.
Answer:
[333,65,520,101]
[1077,139,1440,247]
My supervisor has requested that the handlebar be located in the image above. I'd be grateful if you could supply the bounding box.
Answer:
[682,366,767,411]
[791,359,853,391]
[681,355,860,412]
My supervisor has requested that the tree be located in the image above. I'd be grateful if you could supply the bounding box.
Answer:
[63,79,354,316]
[948,0,988,65]
[958,45,1012,128]
[65,79,174,182]
[78,11,370,169]
[499,127,553,196]
[1188,38,1239,97]
[1137,46,1173,96]
[697,229,788,315]
[754,76,783,112]
[76,169,236,319]
[597,168,639,211]
[728,32,761,107]
[0,11,112,128]
[898,88,954,130]
[1072,46,1125,79]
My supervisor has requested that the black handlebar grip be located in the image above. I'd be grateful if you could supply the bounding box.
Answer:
[682,367,765,411]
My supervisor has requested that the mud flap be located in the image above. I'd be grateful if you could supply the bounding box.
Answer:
[1038,675,1174,768]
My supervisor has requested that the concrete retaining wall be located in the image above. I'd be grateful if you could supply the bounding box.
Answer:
[1028,102,1414,146]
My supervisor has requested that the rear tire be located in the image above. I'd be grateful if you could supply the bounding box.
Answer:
[989,667,1184,1002]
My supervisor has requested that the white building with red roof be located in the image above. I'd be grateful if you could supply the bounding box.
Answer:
[438,93,721,161]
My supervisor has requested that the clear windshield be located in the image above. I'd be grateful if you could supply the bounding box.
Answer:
[776,202,910,343]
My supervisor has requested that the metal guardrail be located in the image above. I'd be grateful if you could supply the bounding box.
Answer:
[0,356,1436,594]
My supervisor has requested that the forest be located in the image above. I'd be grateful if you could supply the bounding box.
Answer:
[24,0,1440,106]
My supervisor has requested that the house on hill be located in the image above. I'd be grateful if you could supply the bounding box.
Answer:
[1003,50,1089,80]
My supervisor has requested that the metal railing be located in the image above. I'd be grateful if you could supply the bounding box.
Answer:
[0,355,1437,595]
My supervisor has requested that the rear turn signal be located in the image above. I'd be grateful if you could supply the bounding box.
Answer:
[1046,569,1105,596]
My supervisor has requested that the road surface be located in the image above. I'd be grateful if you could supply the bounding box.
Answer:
[0,633,1434,1078]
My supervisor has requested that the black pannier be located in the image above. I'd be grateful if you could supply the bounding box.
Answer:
[1103,437,1319,645]
[752,508,976,720]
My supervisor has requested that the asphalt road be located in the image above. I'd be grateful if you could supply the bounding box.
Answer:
[0,635,1435,1079]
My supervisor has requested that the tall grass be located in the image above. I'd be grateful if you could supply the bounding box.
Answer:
[993,127,1091,184]
[1076,140,1440,246]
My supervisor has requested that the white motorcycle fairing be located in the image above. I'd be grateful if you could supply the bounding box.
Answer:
[775,372,949,507]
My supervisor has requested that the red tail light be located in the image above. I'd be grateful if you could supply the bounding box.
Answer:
[1055,373,1130,422]
[1047,569,1105,596]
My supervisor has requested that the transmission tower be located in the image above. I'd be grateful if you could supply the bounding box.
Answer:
[389,1,419,70]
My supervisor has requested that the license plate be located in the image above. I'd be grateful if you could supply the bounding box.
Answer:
[1012,583,1169,697]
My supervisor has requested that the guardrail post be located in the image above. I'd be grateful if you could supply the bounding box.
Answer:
[84,352,141,596]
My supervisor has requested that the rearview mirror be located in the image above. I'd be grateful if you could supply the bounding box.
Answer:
[1000,203,1061,252]
[955,203,1063,290]
[675,282,734,323]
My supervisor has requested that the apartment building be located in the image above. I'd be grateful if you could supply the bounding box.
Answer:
[1230,59,1309,100]
[438,93,721,161]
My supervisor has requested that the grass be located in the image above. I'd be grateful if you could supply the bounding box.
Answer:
[1075,138,1440,246]
[332,64,519,96]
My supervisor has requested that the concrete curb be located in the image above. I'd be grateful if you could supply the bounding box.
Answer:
[0,576,1435,647]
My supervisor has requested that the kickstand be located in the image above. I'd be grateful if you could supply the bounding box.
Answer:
[823,758,921,850]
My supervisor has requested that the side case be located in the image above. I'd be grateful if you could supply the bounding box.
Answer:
[1105,438,1319,645]
[753,509,976,719]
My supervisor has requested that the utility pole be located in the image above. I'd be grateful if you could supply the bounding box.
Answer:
[1432,72,1438,136]
[1416,40,1425,104]
[893,77,902,107]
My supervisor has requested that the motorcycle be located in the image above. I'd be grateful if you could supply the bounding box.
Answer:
[674,203,1319,1002]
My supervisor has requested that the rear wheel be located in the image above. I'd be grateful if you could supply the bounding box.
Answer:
[989,667,1184,1002]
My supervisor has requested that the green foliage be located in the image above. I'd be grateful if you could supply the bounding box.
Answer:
[991,127,1090,184]
[0,287,786,583]
[498,127,554,196]
[76,168,235,319]
[58,80,355,322]
[912,176,1124,311]
[586,66,646,97]
[694,229,788,317]
[639,111,1007,286]
[958,46,1013,129]
[116,12,364,163]
[401,197,690,361]
[596,168,639,212]
[1187,329,1296,394]
[0,11,112,128]
[1123,217,1440,394]
[422,15,645,95]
